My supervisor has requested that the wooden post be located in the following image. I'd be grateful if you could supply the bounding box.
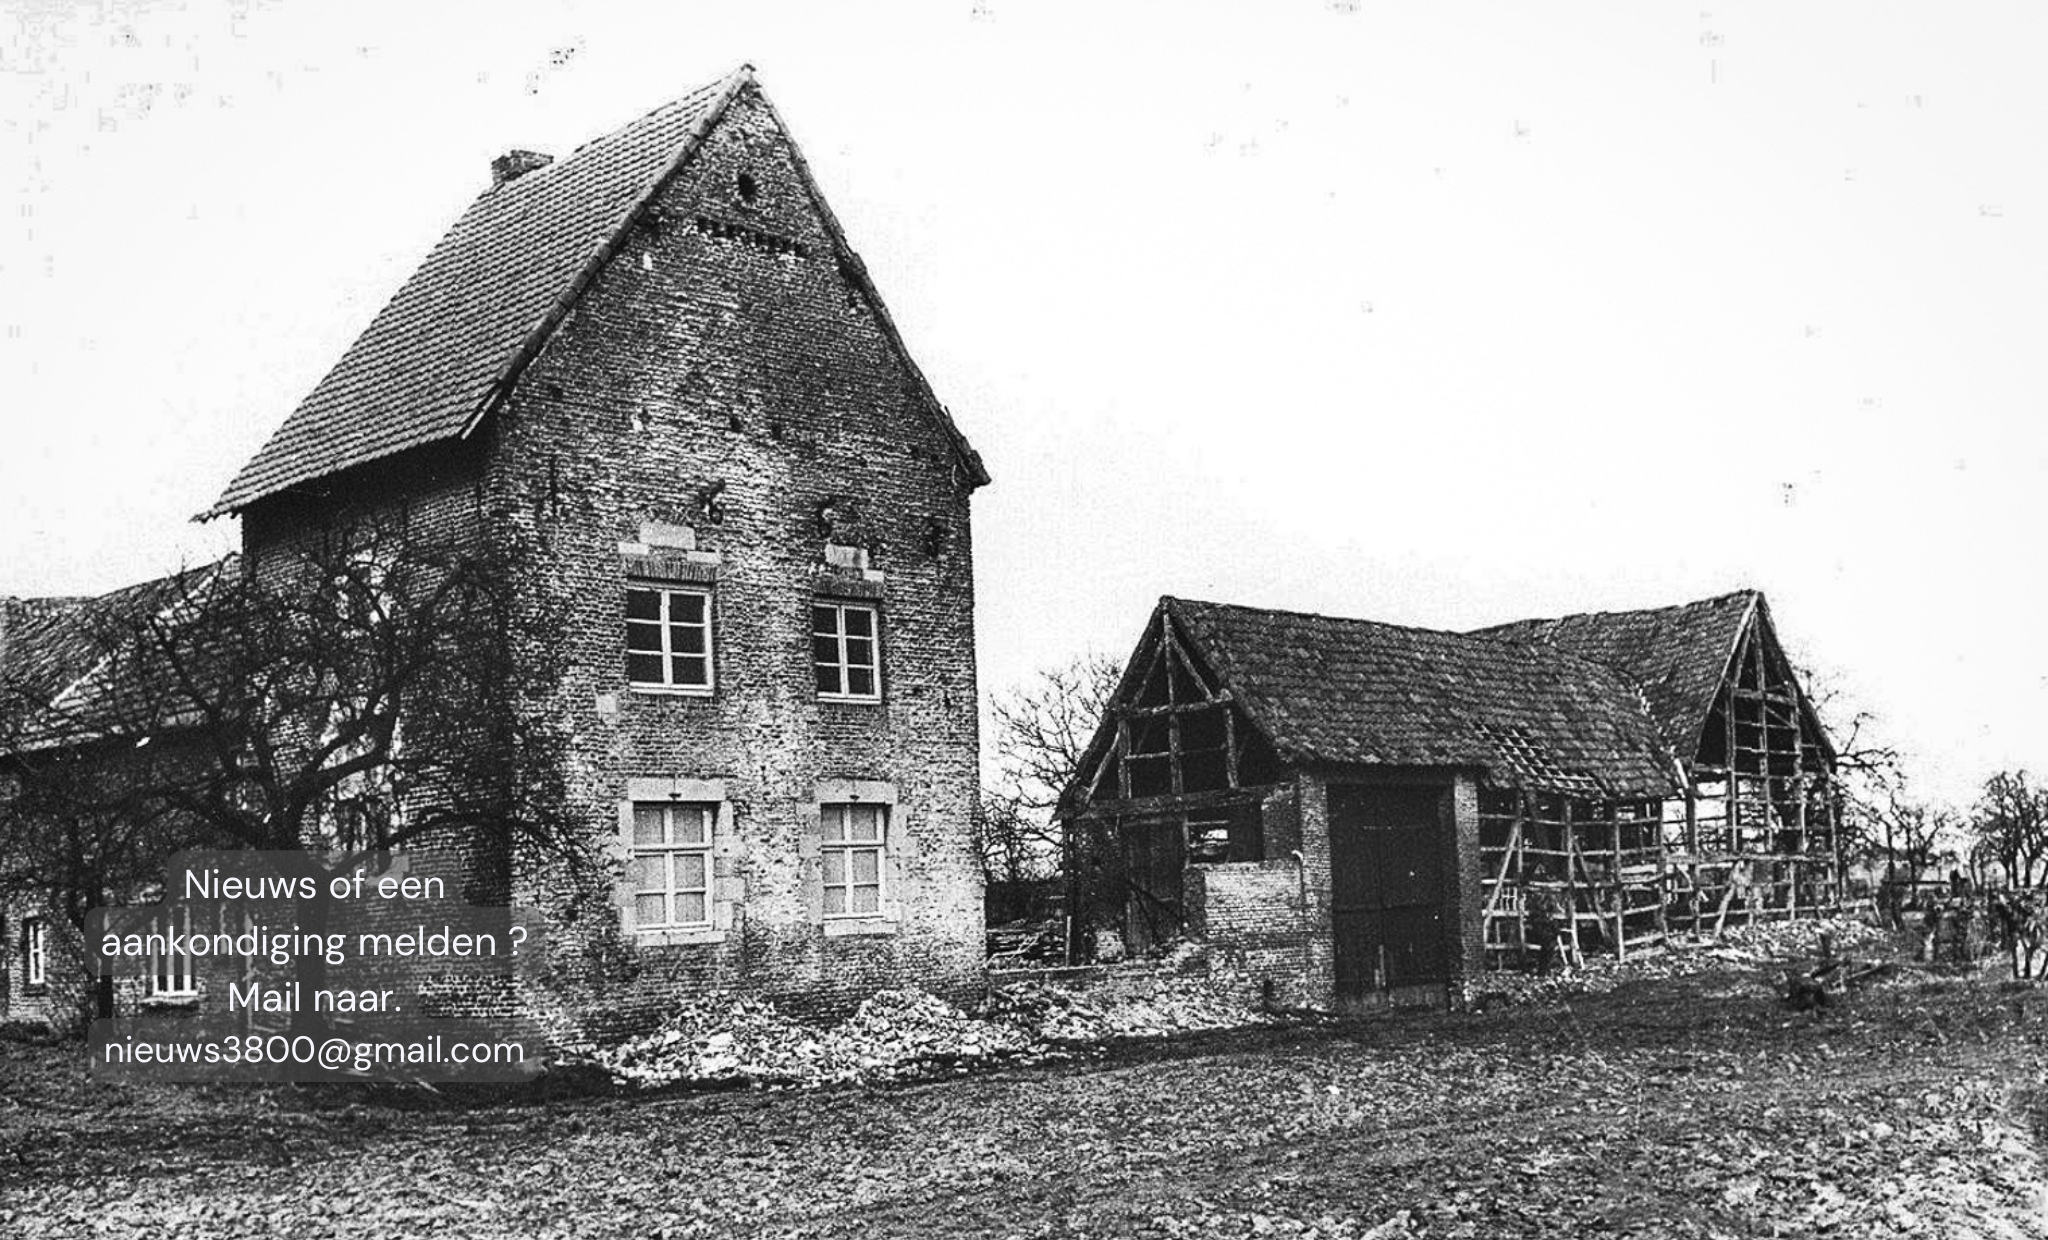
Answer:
[1685,780,1701,936]
[1560,796,1582,964]
[1612,807,1626,961]
[1223,708,1239,790]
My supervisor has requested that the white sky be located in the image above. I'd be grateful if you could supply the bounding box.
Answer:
[3,1,2044,805]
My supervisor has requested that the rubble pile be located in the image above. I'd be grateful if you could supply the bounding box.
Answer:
[985,975,1281,1044]
[836,987,1032,1068]
[1478,915,1902,1006]
[593,972,1279,1091]
[595,989,1035,1091]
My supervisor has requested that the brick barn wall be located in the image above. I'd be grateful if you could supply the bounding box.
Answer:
[481,84,984,1037]
[1450,772,1484,1003]
[1188,859,1314,1006]
[1294,772,1338,1007]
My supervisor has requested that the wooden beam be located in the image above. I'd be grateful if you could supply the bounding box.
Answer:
[1114,717,1132,800]
[1116,695,1235,720]
[1223,707,1240,790]
[1069,787,1270,821]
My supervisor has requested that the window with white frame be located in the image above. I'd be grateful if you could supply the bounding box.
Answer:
[23,918,47,990]
[629,803,715,930]
[149,905,197,998]
[812,602,881,701]
[626,586,713,692]
[821,803,886,917]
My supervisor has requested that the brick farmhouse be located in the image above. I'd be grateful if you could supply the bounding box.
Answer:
[2,66,990,1032]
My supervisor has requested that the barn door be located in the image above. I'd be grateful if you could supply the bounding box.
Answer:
[1329,783,1450,997]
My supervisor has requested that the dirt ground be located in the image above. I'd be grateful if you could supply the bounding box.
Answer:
[5,929,2048,1238]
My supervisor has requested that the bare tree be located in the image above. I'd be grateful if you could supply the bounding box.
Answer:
[990,652,1124,814]
[1793,658,1903,865]
[980,652,1123,886]
[1973,770,2048,889]
[0,521,580,1028]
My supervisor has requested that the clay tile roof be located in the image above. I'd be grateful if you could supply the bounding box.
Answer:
[1468,590,1758,760]
[1,562,229,726]
[1164,598,1681,798]
[206,70,746,517]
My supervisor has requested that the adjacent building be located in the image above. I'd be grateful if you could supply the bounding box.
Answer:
[1058,591,1839,1010]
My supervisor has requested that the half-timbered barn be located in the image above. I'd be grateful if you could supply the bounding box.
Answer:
[1057,590,1839,1009]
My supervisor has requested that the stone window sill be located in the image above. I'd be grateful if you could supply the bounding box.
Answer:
[140,995,200,1012]
[823,918,900,939]
[633,927,727,947]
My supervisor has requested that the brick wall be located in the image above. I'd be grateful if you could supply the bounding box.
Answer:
[1449,772,1484,1004]
[195,83,988,1043]
[1,892,79,1030]
[1188,859,1314,1006]
[475,84,984,1036]
[1294,772,1338,1004]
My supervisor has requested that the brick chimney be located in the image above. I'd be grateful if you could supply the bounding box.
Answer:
[490,149,554,189]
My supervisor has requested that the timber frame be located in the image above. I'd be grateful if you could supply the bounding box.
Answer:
[1067,608,1281,815]
[1061,608,1285,956]
[1478,602,1841,962]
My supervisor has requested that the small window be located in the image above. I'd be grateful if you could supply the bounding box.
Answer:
[736,171,759,203]
[23,918,47,991]
[821,803,886,917]
[149,906,197,999]
[629,803,715,930]
[812,602,881,701]
[627,586,713,692]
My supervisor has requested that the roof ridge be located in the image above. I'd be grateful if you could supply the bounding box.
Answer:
[554,66,752,166]
[1167,594,1568,648]
[1166,594,1655,693]
[1469,587,1760,636]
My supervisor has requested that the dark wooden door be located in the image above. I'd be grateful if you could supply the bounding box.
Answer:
[1329,783,1450,996]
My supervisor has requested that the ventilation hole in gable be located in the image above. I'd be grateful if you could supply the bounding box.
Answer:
[737,171,759,203]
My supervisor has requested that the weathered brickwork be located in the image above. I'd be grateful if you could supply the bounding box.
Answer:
[1,892,77,1030]
[4,80,985,1036]
[1449,772,1484,1006]
[1187,861,1314,1006]
[468,86,983,1033]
